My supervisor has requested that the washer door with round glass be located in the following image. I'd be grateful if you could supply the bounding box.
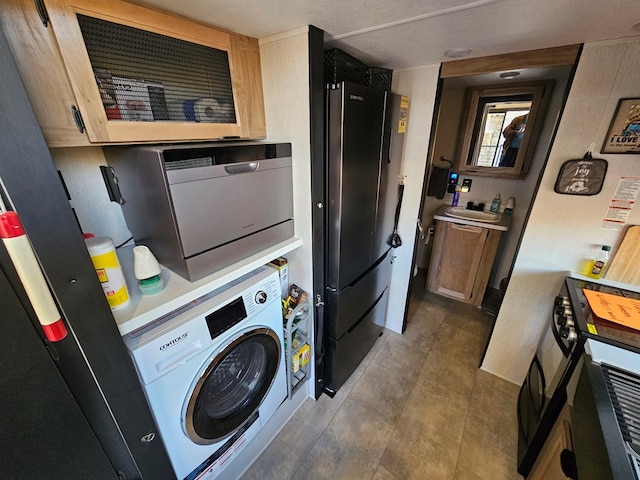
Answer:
[183,327,281,445]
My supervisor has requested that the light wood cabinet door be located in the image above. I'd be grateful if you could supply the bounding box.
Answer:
[1,0,266,145]
[426,220,502,305]
[0,0,91,146]
[527,404,573,480]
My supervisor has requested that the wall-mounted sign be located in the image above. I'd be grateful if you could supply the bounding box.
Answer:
[601,98,640,154]
[398,96,409,133]
[602,176,640,229]
[554,157,608,195]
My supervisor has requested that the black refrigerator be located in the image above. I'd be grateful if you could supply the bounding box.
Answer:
[320,81,406,394]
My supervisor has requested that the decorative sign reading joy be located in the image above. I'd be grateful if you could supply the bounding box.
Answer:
[554,158,608,195]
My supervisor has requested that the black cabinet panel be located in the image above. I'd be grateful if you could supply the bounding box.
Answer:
[0,249,119,480]
[0,25,173,479]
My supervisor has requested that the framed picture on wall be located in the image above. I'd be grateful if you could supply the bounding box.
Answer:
[601,98,640,154]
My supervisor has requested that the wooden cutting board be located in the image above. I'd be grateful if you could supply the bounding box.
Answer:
[605,225,640,286]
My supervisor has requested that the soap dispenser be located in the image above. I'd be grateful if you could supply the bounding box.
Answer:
[504,196,515,215]
[490,193,501,213]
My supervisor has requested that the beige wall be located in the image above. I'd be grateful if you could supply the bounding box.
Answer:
[482,38,640,384]
[53,146,130,242]
[259,27,314,299]
[385,65,440,333]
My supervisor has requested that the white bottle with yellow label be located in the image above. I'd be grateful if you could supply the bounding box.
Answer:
[85,236,130,310]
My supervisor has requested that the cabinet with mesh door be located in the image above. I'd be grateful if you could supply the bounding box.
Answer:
[3,0,265,145]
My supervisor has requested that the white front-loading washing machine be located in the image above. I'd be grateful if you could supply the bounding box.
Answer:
[123,266,287,479]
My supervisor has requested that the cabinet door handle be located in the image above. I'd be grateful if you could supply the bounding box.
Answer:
[71,105,85,134]
[34,0,49,27]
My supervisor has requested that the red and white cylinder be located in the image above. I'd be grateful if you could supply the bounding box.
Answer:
[0,211,67,342]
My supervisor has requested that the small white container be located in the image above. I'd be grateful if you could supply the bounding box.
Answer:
[504,196,515,215]
[133,245,164,295]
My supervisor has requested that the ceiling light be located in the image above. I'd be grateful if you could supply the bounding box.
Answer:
[444,48,472,58]
[500,71,520,79]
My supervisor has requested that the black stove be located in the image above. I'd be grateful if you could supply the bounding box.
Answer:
[565,277,640,356]
[565,277,640,480]
[518,276,640,478]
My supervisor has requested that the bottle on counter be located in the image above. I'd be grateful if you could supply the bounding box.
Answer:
[588,245,611,279]
[490,193,501,213]
[504,196,515,215]
[84,235,130,310]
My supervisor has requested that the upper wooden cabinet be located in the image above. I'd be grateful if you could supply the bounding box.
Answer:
[0,0,266,146]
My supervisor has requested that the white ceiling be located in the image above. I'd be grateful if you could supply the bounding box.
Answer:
[131,0,640,69]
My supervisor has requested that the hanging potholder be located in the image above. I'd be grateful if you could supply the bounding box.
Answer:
[554,156,607,195]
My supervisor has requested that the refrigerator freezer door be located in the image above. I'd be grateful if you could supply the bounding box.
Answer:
[325,287,389,391]
[326,249,391,340]
[326,83,387,291]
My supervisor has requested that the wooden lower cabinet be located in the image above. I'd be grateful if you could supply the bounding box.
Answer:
[426,220,502,305]
[527,404,573,480]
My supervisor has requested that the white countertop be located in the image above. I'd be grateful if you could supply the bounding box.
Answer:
[112,236,303,336]
[432,205,511,231]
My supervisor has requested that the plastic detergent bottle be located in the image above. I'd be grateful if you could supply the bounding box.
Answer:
[84,235,130,310]
[588,245,611,279]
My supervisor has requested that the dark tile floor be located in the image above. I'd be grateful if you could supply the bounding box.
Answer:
[241,274,522,480]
